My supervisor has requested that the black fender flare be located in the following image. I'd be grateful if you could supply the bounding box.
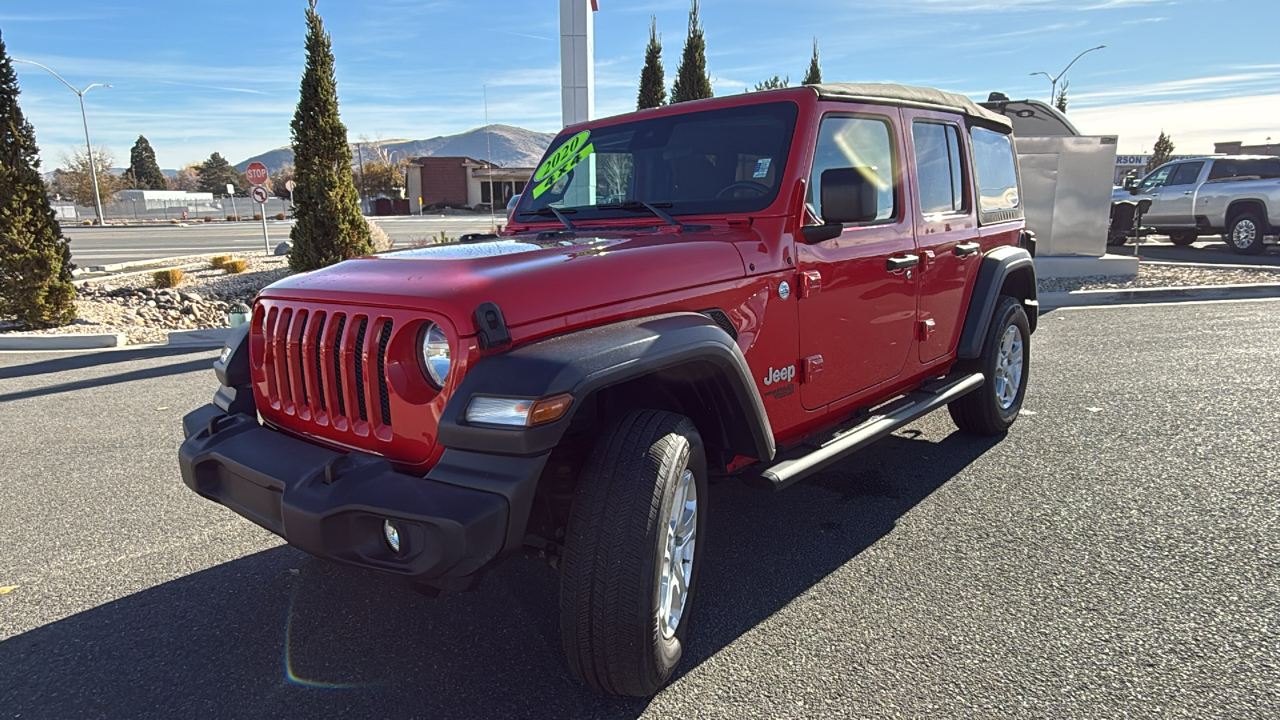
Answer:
[957,246,1038,360]
[437,312,776,461]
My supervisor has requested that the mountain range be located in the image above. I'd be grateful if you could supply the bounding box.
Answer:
[234,124,556,173]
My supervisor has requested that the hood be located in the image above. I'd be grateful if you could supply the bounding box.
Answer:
[261,227,750,335]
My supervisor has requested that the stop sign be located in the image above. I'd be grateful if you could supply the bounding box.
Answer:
[245,162,269,186]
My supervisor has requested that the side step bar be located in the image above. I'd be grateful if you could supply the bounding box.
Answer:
[758,372,985,491]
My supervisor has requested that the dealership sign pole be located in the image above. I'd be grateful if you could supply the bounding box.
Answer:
[247,162,271,255]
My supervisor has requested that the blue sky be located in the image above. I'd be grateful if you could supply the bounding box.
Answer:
[4,0,1277,171]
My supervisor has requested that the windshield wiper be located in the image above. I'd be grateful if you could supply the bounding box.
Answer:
[517,206,577,230]
[597,200,683,228]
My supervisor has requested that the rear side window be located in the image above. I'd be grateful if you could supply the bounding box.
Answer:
[970,127,1020,218]
[913,122,966,215]
[809,115,897,224]
[1209,158,1280,180]
[1168,162,1204,186]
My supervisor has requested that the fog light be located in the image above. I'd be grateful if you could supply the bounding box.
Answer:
[383,519,401,553]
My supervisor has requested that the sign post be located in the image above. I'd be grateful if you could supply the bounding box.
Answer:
[248,166,271,255]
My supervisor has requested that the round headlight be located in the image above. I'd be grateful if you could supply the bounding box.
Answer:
[420,322,451,389]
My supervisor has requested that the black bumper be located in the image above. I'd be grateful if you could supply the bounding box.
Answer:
[178,404,549,585]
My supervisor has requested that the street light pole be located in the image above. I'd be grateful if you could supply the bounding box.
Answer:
[1030,45,1106,104]
[14,59,112,226]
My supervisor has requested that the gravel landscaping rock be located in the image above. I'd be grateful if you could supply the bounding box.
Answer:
[0,253,291,345]
[1039,263,1280,293]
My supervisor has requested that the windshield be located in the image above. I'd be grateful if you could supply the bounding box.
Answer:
[518,101,800,221]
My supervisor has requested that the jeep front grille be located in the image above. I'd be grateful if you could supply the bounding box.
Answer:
[260,304,394,436]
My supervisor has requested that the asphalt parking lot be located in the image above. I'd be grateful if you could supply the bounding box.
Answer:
[1,300,1277,718]
[1133,235,1280,266]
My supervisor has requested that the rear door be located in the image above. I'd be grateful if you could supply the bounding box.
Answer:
[796,105,919,411]
[904,109,981,364]
[1147,161,1204,226]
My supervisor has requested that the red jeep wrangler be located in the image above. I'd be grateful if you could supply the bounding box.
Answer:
[179,83,1037,697]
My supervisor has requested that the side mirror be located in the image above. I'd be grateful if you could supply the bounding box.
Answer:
[820,167,879,224]
[800,167,879,244]
[1123,176,1139,191]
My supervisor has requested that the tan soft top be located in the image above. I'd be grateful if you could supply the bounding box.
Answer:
[809,83,1012,131]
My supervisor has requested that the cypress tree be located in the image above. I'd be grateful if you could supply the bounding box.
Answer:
[636,16,666,110]
[1053,79,1069,114]
[670,0,712,104]
[196,152,244,195]
[125,135,167,190]
[288,0,370,272]
[803,38,822,85]
[0,30,76,328]
[1146,131,1175,174]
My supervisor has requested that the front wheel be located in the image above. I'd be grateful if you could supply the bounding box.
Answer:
[559,410,707,697]
[949,296,1030,436]
[1226,212,1266,255]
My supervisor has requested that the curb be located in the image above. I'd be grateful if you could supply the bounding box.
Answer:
[167,328,233,348]
[0,333,125,350]
[73,254,215,282]
[1040,282,1280,309]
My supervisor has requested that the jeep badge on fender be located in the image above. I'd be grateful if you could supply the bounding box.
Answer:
[178,83,1036,698]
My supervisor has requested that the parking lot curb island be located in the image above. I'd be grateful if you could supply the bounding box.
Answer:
[0,333,126,350]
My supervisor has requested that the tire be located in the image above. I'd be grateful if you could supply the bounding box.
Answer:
[1226,212,1266,255]
[1106,231,1128,247]
[559,409,707,697]
[1168,231,1197,247]
[949,296,1030,436]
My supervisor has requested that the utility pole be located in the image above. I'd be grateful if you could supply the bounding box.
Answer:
[1030,45,1106,105]
[15,59,111,226]
[357,142,368,216]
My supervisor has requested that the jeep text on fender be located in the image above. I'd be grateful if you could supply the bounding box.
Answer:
[179,83,1037,697]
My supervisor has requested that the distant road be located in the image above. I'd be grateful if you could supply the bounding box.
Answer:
[65,216,502,268]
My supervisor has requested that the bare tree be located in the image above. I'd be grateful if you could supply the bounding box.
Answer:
[56,148,124,207]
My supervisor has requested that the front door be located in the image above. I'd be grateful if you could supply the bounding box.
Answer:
[904,110,982,363]
[797,106,920,411]
[1147,161,1204,227]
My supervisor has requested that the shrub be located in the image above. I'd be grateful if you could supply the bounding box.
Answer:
[275,212,287,221]
[226,215,240,222]
[169,218,180,224]
[253,213,263,221]
[367,220,393,252]
[204,216,214,223]
[82,220,93,226]
[209,255,231,269]
[222,259,248,274]
[153,269,184,288]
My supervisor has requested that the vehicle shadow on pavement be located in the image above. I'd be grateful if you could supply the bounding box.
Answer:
[0,430,998,718]
[0,357,215,403]
[0,345,213,381]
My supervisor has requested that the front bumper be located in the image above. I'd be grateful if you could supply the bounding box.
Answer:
[178,404,548,585]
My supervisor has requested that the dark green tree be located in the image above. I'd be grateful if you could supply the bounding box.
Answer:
[196,152,246,195]
[288,0,371,272]
[751,75,789,92]
[670,0,712,103]
[1053,79,1069,114]
[1146,131,1175,173]
[803,38,822,85]
[636,16,666,110]
[0,30,76,328]
[124,135,167,190]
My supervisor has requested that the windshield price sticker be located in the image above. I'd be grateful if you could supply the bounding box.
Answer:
[532,130,595,199]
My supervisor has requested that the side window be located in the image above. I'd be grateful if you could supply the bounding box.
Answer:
[1138,165,1173,192]
[1168,162,1204,186]
[912,122,966,215]
[970,127,1020,214]
[809,115,897,224]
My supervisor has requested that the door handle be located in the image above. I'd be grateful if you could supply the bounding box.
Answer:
[954,242,981,257]
[887,254,919,271]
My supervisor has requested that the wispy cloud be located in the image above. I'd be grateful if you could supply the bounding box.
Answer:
[890,0,1173,11]
[157,81,270,96]
[1071,93,1280,153]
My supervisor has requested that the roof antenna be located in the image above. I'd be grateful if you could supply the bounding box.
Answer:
[484,84,498,233]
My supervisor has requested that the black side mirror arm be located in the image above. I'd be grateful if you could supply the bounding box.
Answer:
[800,223,843,244]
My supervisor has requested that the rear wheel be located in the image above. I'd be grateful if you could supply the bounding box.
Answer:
[1168,231,1197,247]
[949,296,1030,436]
[1226,212,1266,255]
[559,410,707,697]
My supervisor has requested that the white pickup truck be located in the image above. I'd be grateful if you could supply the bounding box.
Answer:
[1120,155,1280,254]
